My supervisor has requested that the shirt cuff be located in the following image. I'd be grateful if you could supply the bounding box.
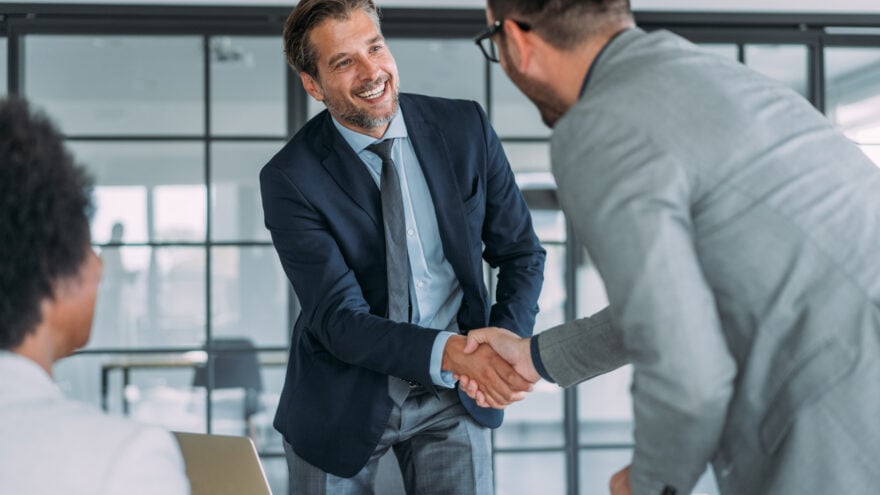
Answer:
[430,331,457,388]
[530,334,555,383]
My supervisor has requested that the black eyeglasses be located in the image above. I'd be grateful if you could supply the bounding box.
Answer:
[473,19,532,63]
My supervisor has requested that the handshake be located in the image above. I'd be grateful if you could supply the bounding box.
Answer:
[441,327,542,409]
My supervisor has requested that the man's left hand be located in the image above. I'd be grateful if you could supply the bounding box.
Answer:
[610,465,632,495]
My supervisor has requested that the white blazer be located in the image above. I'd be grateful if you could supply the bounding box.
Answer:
[0,351,190,495]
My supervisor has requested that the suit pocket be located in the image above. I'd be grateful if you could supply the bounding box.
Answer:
[462,176,483,215]
[759,338,857,454]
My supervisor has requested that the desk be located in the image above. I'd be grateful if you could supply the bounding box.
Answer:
[100,351,287,414]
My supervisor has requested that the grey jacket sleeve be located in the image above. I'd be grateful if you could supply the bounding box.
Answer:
[538,306,629,387]
[550,106,737,495]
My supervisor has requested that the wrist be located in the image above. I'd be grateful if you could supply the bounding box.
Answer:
[519,337,540,382]
[530,334,554,382]
[441,334,466,370]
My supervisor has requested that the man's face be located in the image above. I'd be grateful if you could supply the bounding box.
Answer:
[490,11,568,128]
[303,9,400,136]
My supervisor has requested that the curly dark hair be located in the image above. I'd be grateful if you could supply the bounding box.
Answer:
[0,97,93,350]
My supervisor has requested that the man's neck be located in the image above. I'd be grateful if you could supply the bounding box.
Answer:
[334,118,390,140]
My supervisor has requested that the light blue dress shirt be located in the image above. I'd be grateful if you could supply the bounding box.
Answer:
[332,112,461,388]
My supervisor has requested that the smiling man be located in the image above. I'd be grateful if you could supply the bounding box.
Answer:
[259,1,545,493]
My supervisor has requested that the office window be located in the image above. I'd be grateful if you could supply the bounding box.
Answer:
[24,35,204,135]
[90,246,207,348]
[578,366,633,444]
[81,245,208,352]
[492,244,567,450]
[390,39,485,106]
[825,47,880,148]
[491,63,551,138]
[70,141,206,243]
[496,452,566,495]
[211,142,282,242]
[862,145,880,167]
[579,448,631,495]
[744,44,809,98]
[504,142,551,174]
[698,43,739,61]
[576,255,638,481]
[211,246,289,346]
[210,36,286,136]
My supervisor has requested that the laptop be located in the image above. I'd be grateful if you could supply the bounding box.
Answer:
[173,432,272,495]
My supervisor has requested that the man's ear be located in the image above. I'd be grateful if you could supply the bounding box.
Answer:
[300,72,324,102]
[502,18,534,73]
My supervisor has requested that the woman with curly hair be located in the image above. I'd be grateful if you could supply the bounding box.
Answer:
[0,98,190,495]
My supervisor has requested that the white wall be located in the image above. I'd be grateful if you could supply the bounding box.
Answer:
[15,0,880,14]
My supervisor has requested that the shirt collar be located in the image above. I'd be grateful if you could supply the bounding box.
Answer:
[0,350,60,397]
[579,27,636,99]
[331,109,408,154]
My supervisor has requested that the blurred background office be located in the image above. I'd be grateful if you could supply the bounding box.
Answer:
[2,0,879,493]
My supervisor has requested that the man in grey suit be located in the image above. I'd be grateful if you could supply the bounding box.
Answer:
[459,1,880,494]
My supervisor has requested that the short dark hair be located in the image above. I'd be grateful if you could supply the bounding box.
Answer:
[0,98,93,350]
[488,0,632,49]
[283,0,381,78]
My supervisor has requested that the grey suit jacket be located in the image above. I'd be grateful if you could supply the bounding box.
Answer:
[538,28,880,494]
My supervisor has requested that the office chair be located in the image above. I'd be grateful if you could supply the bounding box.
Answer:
[192,337,264,440]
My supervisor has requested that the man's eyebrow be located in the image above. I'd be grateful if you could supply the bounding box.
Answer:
[326,35,385,67]
[327,51,349,67]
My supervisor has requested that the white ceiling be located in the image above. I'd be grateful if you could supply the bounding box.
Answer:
[14,0,880,14]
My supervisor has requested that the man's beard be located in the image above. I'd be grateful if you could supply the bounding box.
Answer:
[505,62,568,128]
[323,79,399,130]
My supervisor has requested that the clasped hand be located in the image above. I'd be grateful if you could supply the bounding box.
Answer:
[442,327,540,409]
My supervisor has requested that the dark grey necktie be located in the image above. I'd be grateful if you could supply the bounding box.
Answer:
[367,139,410,323]
[367,139,413,405]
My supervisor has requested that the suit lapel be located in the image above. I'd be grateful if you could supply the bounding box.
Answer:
[318,116,382,229]
[315,104,478,283]
[405,114,476,283]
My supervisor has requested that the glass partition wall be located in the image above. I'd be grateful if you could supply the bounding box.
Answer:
[3,6,880,494]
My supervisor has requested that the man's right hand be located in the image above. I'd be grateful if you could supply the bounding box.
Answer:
[442,334,533,409]
[463,327,540,382]
[454,327,541,406]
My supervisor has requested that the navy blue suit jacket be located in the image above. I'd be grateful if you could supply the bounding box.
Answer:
[260,93,545,477]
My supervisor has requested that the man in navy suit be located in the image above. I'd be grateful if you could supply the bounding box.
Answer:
[260,1,545,493]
